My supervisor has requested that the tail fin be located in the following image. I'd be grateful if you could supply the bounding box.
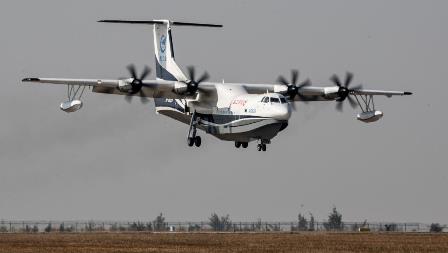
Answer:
[152,20,186,81]
[98,19,222,82]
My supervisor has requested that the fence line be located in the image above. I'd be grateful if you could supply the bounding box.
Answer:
[0,220,442,233]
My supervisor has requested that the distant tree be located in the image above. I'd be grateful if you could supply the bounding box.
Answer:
[324,206,343,231]
[129,222,147,231]
[44,223,52,233]
[430,223,443,233]
[384,223,397,232]
[145,222,153,231]
[0,225,7,233]
[85,221,95,232]
[154,213,166,231]
[255,218,263,231]
[188,224,201,232]
[209,213,232,231]
[298,213,308,231]
[32,225,39,233]
[308,213,315,231]
[59,223,65,232]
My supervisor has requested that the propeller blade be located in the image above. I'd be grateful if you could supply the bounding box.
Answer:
[277,75,289,85]
[344,72,353,87]
[125,95,133,103]
[336,101,344,112]
[187,66,196,82]
[290,101,297,111]
[140,66,151,80]
[331,74,342,87]
[291,70,299,85]
[139,91,150,104]
[298,78,311,88]
[347,95,357,108]
[197,71,210,84]
[127,64,137,79]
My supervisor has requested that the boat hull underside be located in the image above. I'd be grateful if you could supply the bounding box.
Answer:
[156,109,288,142]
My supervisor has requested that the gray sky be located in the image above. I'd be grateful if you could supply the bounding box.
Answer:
[1,0,447,223]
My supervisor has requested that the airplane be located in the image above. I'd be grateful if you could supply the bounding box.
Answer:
[22,19,412,152]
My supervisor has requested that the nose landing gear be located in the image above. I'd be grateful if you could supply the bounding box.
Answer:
[188,136,201,147]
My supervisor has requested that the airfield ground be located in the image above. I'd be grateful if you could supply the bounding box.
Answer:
[0,232,447,253]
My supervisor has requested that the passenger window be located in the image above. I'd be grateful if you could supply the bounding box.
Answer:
[263,97,269,103]
[280,98,287,104]
[271,97,280,103]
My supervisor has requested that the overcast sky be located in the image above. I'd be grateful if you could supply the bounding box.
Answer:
[1,0,447,223]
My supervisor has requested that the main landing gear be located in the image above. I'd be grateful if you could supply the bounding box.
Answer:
[235,141,248,149]
[257,144,267,152]
[187,111,202,147]
[256,139,270,152]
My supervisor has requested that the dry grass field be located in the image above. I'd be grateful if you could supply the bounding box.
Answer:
[0,232,447,253]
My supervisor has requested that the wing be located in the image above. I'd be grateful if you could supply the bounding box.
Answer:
[22,77,190,99]
[241,83,411,100]
[22,78,411,102]
[351,89,412,97]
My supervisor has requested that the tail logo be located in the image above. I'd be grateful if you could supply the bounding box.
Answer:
[160,35,167,53]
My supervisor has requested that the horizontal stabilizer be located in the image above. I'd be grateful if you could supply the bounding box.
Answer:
[98,20,223,28]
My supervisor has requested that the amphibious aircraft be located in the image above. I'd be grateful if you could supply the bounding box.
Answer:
[22,19,412,151]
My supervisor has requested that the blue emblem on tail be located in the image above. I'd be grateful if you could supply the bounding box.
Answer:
[160,35,167,53]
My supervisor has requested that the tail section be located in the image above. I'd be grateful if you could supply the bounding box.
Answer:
[153,20,187,81]
[98,19,221,82]
[98,19,222,119]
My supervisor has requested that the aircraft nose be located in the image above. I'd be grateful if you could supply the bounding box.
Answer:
[274,104,291,120]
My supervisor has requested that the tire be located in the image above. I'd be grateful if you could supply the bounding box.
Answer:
[188,137,194,147]
[262,144,267,152]
[242,142,248,148]
[235,142,241,148]
[194,136,202,147]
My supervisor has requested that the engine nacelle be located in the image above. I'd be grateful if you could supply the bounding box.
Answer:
[173,81,188,94]
[357,110,383,123]
[60,100,83,113]
[323,86,340,99]
[118,79,133,92]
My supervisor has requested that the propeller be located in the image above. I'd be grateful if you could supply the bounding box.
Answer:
[277,69,313,110]
[330,72,362,111]
[124,64,151,104]
[185,66,210,95]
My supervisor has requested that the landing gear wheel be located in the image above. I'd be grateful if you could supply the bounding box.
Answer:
[194,136,202,147]
[235,142,242,148]
[188,137,194,147]
[257,144,262,151]
[262,144,267,152]
[242,142,248,148]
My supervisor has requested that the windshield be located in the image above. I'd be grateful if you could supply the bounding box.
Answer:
[271,97,280,103]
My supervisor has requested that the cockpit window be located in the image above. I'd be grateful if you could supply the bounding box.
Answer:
[262,97,269,103]
[271,97,280,103]
[280,98,287,104]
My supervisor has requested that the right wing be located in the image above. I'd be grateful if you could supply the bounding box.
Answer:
[22,77,189,99]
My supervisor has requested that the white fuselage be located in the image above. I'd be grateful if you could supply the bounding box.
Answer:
[228,93,291,121]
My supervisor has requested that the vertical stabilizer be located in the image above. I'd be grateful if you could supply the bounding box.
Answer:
[153,20,187,81]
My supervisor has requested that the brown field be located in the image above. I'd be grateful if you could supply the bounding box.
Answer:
[0,232,447,253]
